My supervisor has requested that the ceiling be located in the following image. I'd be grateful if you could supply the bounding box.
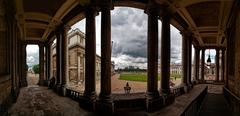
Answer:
[14,0,234,48]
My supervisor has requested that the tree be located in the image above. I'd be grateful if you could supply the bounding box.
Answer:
[32,64,39,74]
[26,64,29,71]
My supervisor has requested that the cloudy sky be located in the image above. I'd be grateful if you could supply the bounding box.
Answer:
[26,7,216,69]
[26,45,39,67]
[70,7,182,69]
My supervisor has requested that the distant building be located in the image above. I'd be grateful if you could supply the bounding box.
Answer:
[158,64,182,75]
[170,64,182,75]
[52,29,114,84]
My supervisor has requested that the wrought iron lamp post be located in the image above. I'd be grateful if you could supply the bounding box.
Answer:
[207,49,211,66]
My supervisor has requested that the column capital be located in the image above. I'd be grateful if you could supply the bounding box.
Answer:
[98,1,113,10]
[60,24,71,31]
[84,5,98,16]
[194,45,201,51]
[180,30,193,37]
[201,47,206,51]
[145,1,160,15]
[222,48,226,52]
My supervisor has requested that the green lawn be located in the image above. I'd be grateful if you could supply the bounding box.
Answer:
[119,72,181,82]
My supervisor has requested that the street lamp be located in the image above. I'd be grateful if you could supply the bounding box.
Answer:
[207,49,211,66]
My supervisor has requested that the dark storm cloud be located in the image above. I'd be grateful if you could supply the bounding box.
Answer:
[170,25,182,63]
[111,7,183,67]
[111,7,147,59]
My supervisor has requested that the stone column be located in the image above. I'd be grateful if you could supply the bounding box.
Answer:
[45,44,51,86]
[60,25,68,96]
[39,44,45,86]
[55,30,62,93]
[215,48,220,82]
[79,6,97,111]
[145,3,162,112]
[201,49,205,82]
[194,48,200,82]
[221,49,225,82]
[160,14,171,94]
[181,31,188,86]
[21,43,28,87]
[97,2,114,113]
[45,45,49,86]
[48,43,53,81]
[147,5,159,96]
[160,11,175,108]
[77,55,81,84]
[188,37,192,87]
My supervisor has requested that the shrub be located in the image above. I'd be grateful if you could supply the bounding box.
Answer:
[32,64,39,74]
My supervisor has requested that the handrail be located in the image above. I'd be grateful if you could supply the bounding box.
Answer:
[180,86,208,116]
[223,87,240,115]
[171,85,185,97]
[66,88,84,101]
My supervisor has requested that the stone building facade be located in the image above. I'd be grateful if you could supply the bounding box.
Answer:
[52,29,101,84]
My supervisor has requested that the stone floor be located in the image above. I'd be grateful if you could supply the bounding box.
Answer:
[7,85,226,116]
[26,73,39,86]
[7,74,230,116]
[8,86,92,116]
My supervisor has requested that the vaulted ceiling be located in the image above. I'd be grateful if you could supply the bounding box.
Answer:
[165,0,234,47]
[15,0,234,48]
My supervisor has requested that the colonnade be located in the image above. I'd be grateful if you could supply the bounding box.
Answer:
[192,47,225,83]
[32,0,226,113]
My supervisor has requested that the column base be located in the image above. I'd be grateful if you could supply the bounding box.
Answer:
[214,81,224,85]
[54,84,62,94]
[60,84,67,96]
[180,83,189,93]
[79,92,97,111]
[43,80,49,86]
[146,92,163,112]
[187,83,193,91]
[11,87,19,103]
[96,94,114,113]
[162,93,175,106]
[96,99,114,113]
[198,80,206,84]
[20,78,28,87]
[38,80,44,86]
[192,80,198,85]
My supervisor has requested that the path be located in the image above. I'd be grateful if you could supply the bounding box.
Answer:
[68,74,182,94]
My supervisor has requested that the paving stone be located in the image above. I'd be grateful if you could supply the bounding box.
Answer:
[8,86,91,116]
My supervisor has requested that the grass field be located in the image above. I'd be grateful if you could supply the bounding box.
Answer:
[119,72,181,82]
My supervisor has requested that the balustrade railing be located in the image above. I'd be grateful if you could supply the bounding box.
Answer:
[171,86,185,97]
[223,87,240,115]
[180,86,208,116]
[66,88,83,101]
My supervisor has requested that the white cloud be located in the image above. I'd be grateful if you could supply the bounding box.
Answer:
[26,45,39,66]
[26,45,39,54]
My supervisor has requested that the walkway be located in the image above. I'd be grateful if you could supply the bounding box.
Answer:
[8,86,93,116]
[7,79,232,116]
[199,84,233,116]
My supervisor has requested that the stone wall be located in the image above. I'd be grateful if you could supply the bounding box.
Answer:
[0,0,12,114]
[0,0,23,114]
[0,77,12,105]
[228,8,240,98]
